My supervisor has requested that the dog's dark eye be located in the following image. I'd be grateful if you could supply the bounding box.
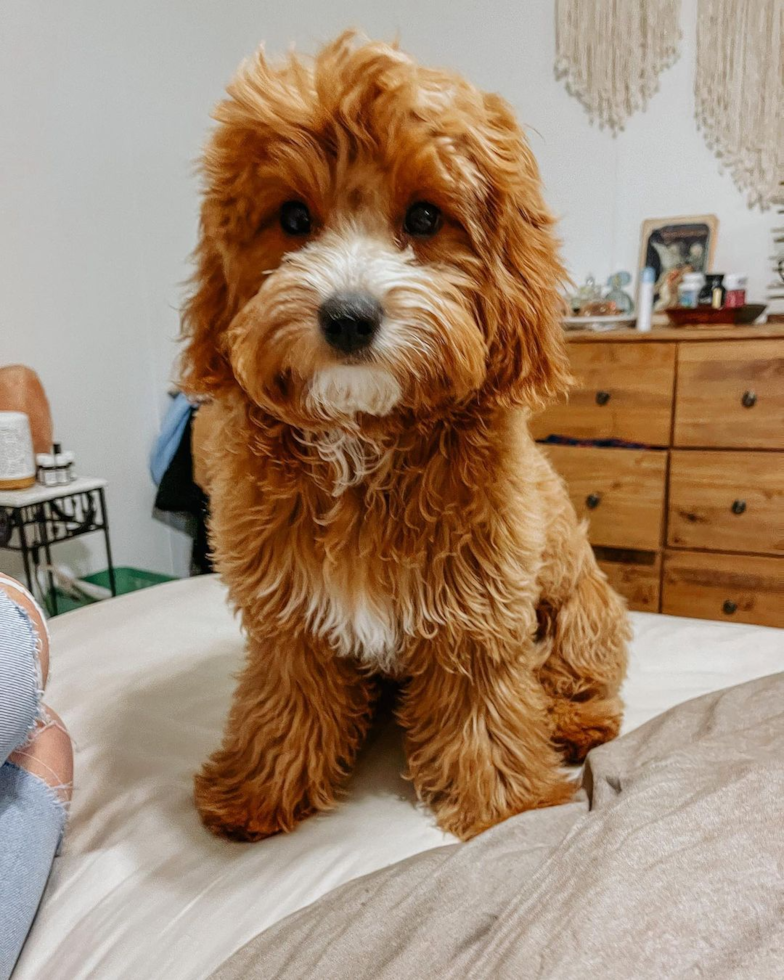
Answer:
[403,201,442,238]
[279,200,312,236]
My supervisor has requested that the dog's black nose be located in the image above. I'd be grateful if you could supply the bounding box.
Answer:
[318,292,382,354]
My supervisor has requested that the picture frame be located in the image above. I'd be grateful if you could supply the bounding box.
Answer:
[639,214,719,312]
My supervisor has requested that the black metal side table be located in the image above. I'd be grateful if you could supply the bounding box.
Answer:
[0,477,116,614]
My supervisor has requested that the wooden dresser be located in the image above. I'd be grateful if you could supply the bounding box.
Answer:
[531,324,784,627]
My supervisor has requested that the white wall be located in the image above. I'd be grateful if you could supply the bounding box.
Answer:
[1,0,777,580]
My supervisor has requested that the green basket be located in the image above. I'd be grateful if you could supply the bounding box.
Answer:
[46,566,176,615]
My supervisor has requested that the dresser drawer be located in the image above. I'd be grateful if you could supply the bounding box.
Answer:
[544,445,667,550]
[668,451,784,556]
[674,340,784,448]
[530,342,675,445]
[595,548,661,613]
[662,550,784,628]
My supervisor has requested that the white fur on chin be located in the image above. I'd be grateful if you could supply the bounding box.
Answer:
[306,365,401,418]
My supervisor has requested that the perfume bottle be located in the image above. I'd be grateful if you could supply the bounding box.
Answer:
[605,271,634,313]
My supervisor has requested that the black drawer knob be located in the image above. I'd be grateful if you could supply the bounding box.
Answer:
[722,599,738,615]
[731,499,746,515]
[585,493,602,510]
[595,390,611,406]
[741,390,757,408]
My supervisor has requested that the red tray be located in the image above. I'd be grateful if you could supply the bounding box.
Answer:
[665,304,766,327]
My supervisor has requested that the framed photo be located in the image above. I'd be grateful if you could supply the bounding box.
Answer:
[639,215,718,311]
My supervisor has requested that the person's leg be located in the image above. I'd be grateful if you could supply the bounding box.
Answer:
[0,574,50,686]
[0,749,71,979]
[0,580,48,767]
[8,707,73,805]
[0,578,71,980]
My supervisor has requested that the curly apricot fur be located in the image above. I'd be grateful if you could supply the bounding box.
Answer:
[183,33,629,842]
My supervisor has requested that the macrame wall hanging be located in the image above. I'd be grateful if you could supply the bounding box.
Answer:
[555,0,682,132]
[695,0,784,210]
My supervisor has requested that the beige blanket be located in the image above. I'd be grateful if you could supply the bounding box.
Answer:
[211,674,784,980]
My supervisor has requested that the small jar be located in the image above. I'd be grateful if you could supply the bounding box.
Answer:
[678,272,704,308]
[36,453,58,486]
[723,274,747,308]
[53,443,68,484]
[62,450,76,482]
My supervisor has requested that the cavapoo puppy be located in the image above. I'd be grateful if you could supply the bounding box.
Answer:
[183,32,629,842]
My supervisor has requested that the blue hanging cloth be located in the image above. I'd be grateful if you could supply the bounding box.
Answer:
[149,392,194,486]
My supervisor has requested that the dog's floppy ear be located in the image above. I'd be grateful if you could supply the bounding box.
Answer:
[180,205,236,397]
[474,94,572,409]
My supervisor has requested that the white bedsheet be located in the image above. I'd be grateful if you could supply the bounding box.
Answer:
[14,576,784,980]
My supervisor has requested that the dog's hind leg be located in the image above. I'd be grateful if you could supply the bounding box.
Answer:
[538,547,630,764]
[195,635,376,841]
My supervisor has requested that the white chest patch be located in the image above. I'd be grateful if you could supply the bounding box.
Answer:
[307,583,399,675]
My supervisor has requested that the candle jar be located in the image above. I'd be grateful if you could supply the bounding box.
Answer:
[723,274,747,308]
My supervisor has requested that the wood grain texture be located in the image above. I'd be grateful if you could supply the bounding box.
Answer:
[565,324,784,343]
[597,553,661,613]
[530,342,675,445]
[662,550,784,628]
[542,445,668,550]
[673,340,784,448]
[668,451,784,556]
[535,327,784,627]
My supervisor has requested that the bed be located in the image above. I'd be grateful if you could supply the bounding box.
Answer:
[14,576,784,980]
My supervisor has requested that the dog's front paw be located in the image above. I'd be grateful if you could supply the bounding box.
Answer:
[194,764,310,842]
[430,775,576,841]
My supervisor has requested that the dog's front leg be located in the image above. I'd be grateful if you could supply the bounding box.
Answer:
[399,645,574,840]
[195,635,375,841]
